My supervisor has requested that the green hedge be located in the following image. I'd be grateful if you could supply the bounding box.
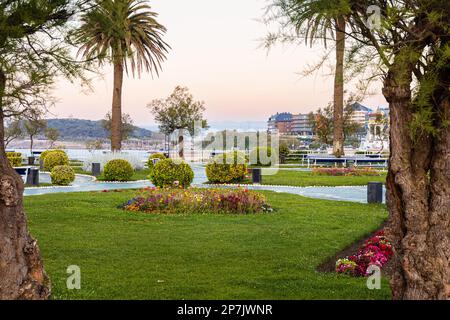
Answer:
[150,158,194,188]
[43,151,69,171]
[51,165,75,186]
[206,152,247,184]
[103,159,134,181]
[6,152,22,167]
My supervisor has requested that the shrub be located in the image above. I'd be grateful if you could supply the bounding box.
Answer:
[83,151,144,172]
[206,152,247,184]
[147,153,167,172]
[50,165,75,186]
[279,144,290,164]
[40,149,66,161]
[121,187,273,215]
[6,152,22,167]
[103,159,134,181]
[43,151,69,171]
[249,147,277,167]
[150,158,194,188]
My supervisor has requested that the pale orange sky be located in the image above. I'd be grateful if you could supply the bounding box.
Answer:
[51,0,387,126]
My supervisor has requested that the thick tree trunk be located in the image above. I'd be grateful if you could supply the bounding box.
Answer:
[111,61,124,151]
[0,70,50,300]
[333,17,345,158]
[383,56,450,300]
[29,135,33,155]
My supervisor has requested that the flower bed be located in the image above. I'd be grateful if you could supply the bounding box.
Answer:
[336,230,393,277]
[312,167,382,176]
[120,187,273,215]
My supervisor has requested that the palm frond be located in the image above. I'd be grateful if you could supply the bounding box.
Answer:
[74,0,170,77]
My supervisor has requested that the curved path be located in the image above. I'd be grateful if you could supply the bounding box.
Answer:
[24,165,385,204]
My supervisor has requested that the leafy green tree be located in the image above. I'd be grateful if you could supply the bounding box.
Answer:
[0,0,89,300]
[45,127,60,149]
[4,119,23,148]
[75,0,170,151]
[24,118,47,153]
[102,112,135,142]
[149,86,209,158]
[279,143,291,163]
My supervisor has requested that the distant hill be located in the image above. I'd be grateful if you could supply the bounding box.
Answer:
[46,118,155,140]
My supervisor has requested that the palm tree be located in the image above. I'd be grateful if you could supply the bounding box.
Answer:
[76,0,170,151]
[270,0,349,157]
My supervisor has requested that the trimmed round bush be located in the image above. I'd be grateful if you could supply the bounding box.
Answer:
[150,158,194,188]
[206,152,247,184]
[147,153,167,172]
[249,147,277,167]
[43,150,69,171]
[41,149,66,161]
[103,159,134,181]
[6,152,22,167]
[50,165,75,186]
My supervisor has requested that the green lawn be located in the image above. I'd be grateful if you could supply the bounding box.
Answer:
[96,168,151,181]
[261,170,387,187]
[25,190,391,300]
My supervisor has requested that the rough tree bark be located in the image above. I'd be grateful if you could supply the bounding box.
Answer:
[111,61,124,151]
[0,70,50,300]
[333,16,346,158]
[383,51,450,300]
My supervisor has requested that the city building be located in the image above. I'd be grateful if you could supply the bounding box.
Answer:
[267,112,313,136]
[349,102,372,128]
[291,113,314,136]
[267,112,293,135]
[267,103,386,140]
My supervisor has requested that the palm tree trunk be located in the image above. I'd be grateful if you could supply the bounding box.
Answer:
[0,69,50,300]
[333,17,345,158]
[111,61,124,151]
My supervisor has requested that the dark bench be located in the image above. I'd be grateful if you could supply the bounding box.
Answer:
[14,167,29,176]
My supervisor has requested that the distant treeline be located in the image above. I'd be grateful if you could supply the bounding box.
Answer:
[47,118,154,140]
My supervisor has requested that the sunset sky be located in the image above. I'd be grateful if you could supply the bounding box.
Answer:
[52,0,388,126]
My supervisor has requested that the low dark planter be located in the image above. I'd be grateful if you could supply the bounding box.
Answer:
[367,182,383,204]
[92,163,101,177]
[252,168,262,184]
[26,168,40,186]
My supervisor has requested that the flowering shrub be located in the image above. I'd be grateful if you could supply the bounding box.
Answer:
[336,230,393,277]
[312,167,382,176]
[120,187,273,215]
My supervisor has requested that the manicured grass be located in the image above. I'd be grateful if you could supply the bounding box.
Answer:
[96,168,151,181]
[25,190,391,300]
[261,170,387,187]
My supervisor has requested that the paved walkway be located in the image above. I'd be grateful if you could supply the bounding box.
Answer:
[24,165,385,204]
